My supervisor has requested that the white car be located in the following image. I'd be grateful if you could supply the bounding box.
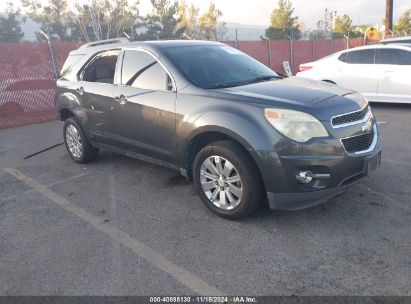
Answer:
[296,44,411,103]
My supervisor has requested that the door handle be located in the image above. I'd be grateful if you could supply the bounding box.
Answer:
[76,87,84,95]
[114,95,128,105]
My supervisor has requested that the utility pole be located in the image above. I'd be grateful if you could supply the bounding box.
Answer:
[385,0,393,35]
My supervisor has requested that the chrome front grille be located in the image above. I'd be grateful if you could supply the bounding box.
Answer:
[340,125,378,154]
[332,106,370,128]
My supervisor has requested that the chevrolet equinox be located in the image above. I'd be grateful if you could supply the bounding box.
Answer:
[56,40,381,219]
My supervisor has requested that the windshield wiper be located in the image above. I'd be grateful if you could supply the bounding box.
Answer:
[250,75,282,83]
[204,80,252,89]
[204,75,282,89]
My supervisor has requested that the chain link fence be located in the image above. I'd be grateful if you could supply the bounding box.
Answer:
[0,36,364,130]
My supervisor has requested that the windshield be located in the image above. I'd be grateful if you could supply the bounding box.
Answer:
[162,45,279,89]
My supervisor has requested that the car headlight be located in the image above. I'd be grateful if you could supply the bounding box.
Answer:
[264,108,328,142]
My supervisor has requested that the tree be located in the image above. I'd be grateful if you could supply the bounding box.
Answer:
[332,14,362,38]
[71,0,140,42]
[265,0,300,39]
[198,2,226,40]
[21,0,75,41]
[310,8,334,40]
[334,14,352,35]
[177,1,226,40]
[138,0,184,40]
[0,2,24,42]
[394,9,411,34]
[21,0,140,42]
[177,1,200,39]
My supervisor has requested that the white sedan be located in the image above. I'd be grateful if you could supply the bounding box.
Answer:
[296,44,411,103]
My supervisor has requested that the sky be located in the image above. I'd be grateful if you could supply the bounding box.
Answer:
[140,0,411,28]
[1,0,411,29]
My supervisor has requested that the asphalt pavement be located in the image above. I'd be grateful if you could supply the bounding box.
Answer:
[0,104,410,296]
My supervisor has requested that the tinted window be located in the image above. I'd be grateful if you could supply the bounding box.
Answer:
[338,52,348,63]
[82,51,119,84]
[375,49,411,65]
[346,49,375,64]
[122,50,171,91]
[121,51,155,84]
[162,45,278,89]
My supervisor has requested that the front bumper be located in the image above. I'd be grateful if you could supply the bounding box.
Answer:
[254,125,381,211]
[267,149,381,210]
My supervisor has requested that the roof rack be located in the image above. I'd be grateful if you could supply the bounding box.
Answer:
[79,38,130,49]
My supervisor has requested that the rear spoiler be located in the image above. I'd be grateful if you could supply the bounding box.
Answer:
[79,38,130,49]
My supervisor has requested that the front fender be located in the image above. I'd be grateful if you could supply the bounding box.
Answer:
[177,109,278,173]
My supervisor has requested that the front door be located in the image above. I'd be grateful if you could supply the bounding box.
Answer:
[110,49,177,163]
[335,48,381,101]
[375,48,411,103]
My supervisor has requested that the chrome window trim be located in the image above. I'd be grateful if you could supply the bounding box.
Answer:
[119,47,177,92]
[340,124,378,156]
[331,106,371,129]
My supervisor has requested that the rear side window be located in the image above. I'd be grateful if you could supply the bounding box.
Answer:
[61,54,83,77]
[121,50,172,91]
[346,49,375,64]
[375,49,411,65]
[338,52,348,63]
[81,50,119,84]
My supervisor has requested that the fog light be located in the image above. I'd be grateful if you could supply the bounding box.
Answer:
[296,171,313,184]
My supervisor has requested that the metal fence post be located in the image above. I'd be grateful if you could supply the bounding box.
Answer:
[260,36,272,68]
[311,40,314,61]
[268,39,272,69]
[39,30,60,80]
[290,30,294,75]
[330,39,333,54]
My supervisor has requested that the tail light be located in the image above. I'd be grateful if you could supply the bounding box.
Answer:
[299,65,313,72]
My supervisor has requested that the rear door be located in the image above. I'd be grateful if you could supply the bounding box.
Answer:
[110,49,177,162]
[375,48,411,103]
[76,50,120,139]
[334,48,381,100]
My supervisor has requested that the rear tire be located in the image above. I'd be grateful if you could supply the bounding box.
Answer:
[63,118,98,163]
[193,141,264,219]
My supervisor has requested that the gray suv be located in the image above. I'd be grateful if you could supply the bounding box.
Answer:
[56,40,381,219]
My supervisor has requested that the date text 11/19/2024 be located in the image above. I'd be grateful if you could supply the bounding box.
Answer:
[149,296,257,303]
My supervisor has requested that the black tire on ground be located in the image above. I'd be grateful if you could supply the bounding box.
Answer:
[193,140,264,219]
[63,118,99,163]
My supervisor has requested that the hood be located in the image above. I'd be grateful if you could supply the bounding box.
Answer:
[209,77,366,121]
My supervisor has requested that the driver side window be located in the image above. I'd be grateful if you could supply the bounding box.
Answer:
[121,50,173,91]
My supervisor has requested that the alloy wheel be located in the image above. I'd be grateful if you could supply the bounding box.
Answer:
[65,124,83,159]
[200,156,243,210]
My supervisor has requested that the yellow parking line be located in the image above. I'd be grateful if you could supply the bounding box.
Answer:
[4,168,222,296]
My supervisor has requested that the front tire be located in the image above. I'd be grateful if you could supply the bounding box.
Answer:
[63,118,98,163]
[193,141,264,219]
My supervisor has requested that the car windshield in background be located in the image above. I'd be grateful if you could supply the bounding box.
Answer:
[162,45,279,89]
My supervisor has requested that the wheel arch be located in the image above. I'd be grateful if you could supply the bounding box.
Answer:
[59,108,76,121]
[180,126,263,182]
